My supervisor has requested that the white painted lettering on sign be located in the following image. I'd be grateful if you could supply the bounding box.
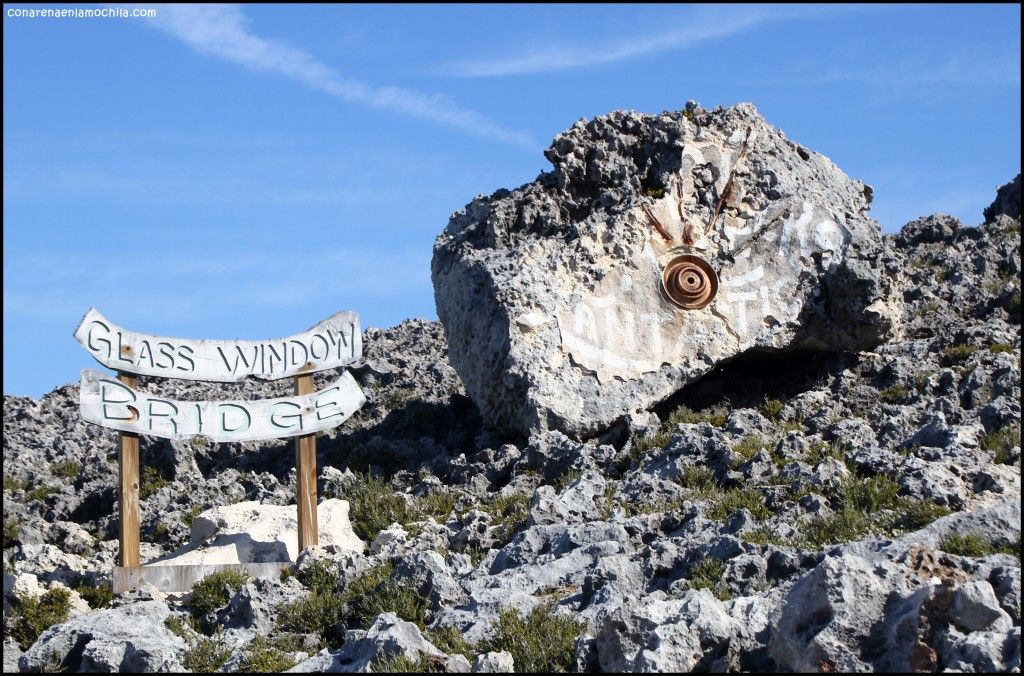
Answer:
[79,369,366,442]
[73,309,361,382]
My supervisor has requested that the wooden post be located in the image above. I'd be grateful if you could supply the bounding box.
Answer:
[295,374,318,552]
[117,372,141,568]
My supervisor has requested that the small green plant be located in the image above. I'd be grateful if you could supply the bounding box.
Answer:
[146,522,171,544]
[25,484,59,503]
[914,370,932,392]
[415,490,458,522]
[276,590,345,637]
[73,581,113,609]
[803,440,847,465]
[879,385,910,403]
[4,518,20,549]
[50,461,82,481]
[630,430,672,458]
[842,475,902,514]
[479,492,531,545]
[4,474,29,492]
[333,473,413,542]
[940,533,1020,558]
[238,635,296,673]
[981,424,1020,465]
[183,636,232,672]
[886,499,951,533]
[9,588,72,650]
[190,569,250,618]
[643,187,666,199]
[666,405,728,428]
[371,653,445,673]
[989,342,1013,353]
[482,602,583,673]
[941,343,978,364]
[688,559,731,600]
[731,435,765,466]
[182,505,204,530]
[706,486,771,521]
[425,625,475,660]
[800,507,873,548]
[741,525,789,546]
[297,560,339,595]
[554,469,582,492]
[340,561,429,630]
[761,399,784,421]
[139,466,170,500]
[676,466,718,495]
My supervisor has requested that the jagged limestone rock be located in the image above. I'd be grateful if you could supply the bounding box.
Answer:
[433,102,897,438]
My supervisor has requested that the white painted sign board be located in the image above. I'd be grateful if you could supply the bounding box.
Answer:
[79,369,366,442]
[73,308,361,382]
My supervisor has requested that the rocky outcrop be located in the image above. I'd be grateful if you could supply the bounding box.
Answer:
[433,102,898,439]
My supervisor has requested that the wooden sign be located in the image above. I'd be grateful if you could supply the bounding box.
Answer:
[73,308,361,382]
[74,307,368,590]
[79,369,365,443]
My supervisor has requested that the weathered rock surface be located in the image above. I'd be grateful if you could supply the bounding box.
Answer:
[150,499,364,566]
[433,102,896,438]
[18,600,186,673]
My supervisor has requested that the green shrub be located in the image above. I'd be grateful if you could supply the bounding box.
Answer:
[941,343,978,364]
[73,581,113,609]
[939,533,1019,558]
[842,475,902,513]
[50,461,82,481]
[415,490,457,522]
[989,343,1013,353]
[688,559,731,600]
[25,484,59,503]
[183,636,232,673]
[341,561,429,630]
[139,466,170,500]
[238,635,296,673]
[371,654,446,673]
[741,525,789,547]
[276,591,345,636]
[480,492,531,545]
[190,569,250,618]
[630,431,672,457]
[182,505,204,530]
[4,518,20,549]
[482,602,582,673]
[706,486,771,521]
[643,187,666,198]
[731,435,765,467]
[761,399,784,421]
[885,499,951,533]
[425,625,475,660]
[981,424,1020,465]
[297,560,339,596]
[803,440,847,465]
[799,507,873,548]
[10,588,72,649]
[666,405,728,428]
[334,473,413,542]
[879,386,910,403]
[676,466,717,495]
[553,469,582,492]
[914,370,933,392]
[4,474,29,492]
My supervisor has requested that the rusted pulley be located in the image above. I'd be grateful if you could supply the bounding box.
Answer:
[661,255,718,310]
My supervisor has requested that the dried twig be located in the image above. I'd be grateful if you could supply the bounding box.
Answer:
[641,203,673,242]
[705,126,753,235]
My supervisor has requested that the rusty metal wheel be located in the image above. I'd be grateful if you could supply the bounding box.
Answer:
[661,255,718,310]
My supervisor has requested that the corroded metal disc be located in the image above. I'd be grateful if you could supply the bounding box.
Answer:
[661,255,718,310]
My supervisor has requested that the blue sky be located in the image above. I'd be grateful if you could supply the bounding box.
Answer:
[3,3,1021,397]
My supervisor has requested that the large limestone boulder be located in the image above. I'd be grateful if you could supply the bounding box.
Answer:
[149,499,364,566]
[432,102,897,438]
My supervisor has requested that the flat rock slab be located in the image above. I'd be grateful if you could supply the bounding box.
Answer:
[432,102,897,438]
[148,499,364,566]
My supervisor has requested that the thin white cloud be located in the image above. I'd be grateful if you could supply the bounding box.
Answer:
[438,4,861,77]
[812,49,1021,88]
[145,4,535,148]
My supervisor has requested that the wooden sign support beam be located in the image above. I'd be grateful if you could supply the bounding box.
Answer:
[295,374,318,552]
[117,372,141,568]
